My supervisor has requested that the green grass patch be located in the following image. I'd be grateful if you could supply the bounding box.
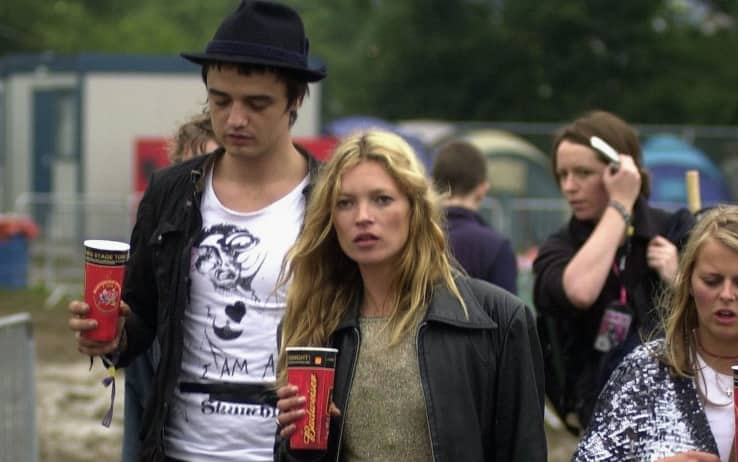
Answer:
[0,286,81,363]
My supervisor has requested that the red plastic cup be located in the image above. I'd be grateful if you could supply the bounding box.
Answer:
[82,239,130,342]
[286,347,338,451]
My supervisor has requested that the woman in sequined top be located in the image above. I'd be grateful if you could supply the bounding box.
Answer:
[573,205,738,462]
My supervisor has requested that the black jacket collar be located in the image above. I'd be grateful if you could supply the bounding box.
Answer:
[334,277,497,333]
[186,143,321,196]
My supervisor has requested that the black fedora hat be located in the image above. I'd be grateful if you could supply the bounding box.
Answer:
[181,0,326,82]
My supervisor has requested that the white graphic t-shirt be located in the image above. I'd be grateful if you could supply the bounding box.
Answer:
[164,169,307,461]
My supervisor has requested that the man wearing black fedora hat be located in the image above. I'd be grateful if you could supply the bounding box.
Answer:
[68,1,326,461]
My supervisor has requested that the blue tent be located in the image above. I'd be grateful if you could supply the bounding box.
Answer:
[642,134,733,208]
[324,116,433,170]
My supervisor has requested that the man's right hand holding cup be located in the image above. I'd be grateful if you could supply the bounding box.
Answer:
[68,300,129,356]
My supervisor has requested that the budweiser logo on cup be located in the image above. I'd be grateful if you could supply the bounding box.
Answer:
[286,347,338,451]
[82,239,130,342]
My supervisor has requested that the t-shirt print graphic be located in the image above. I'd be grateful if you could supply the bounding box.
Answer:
[191,224,277,381]
[194,223,266,305]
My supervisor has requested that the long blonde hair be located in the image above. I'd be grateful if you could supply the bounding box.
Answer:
[661,204,738,376]
[277,130,464,383]
[168,110,215,163]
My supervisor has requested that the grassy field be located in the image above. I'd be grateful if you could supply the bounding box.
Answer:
[0,286,79,363]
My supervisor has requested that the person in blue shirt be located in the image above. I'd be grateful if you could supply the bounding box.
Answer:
[432,139,518,294]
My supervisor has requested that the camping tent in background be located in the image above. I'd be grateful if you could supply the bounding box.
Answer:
[396,119,458,148]
[454,129,566,252]
[458,129,559,199]
[642,134,734,209]
[324,116,433,170]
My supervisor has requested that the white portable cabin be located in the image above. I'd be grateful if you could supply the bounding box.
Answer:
[0,53,322,242]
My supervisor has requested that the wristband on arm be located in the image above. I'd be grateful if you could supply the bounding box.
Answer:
[608,200,634,236]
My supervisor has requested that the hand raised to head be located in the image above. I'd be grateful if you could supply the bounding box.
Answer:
[603,154,641,210]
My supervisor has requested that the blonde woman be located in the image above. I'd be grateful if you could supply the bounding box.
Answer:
[167,110,219,164]
[574,205,738,462]
[274,130,546,461]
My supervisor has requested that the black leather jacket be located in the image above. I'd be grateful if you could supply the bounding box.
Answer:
[119,147,320,461]
[277,277,547,462]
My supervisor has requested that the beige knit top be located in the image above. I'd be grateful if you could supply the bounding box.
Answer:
[340,316,432,462]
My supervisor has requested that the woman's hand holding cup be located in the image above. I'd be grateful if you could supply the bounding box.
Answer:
[275,384,341,441]
[275,384,306,439]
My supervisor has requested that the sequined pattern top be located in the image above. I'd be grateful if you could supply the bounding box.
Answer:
[572,340,720,461]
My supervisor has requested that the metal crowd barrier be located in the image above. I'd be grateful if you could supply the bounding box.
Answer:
[11,192,690,299]
[480,197,569,254]
[0,313,38,462]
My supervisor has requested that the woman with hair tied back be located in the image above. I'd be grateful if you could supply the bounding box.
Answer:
[574,205,738,462]
[533,110,695,433]
[273,130,547,461]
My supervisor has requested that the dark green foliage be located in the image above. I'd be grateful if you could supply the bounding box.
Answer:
[2,0,737,124]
